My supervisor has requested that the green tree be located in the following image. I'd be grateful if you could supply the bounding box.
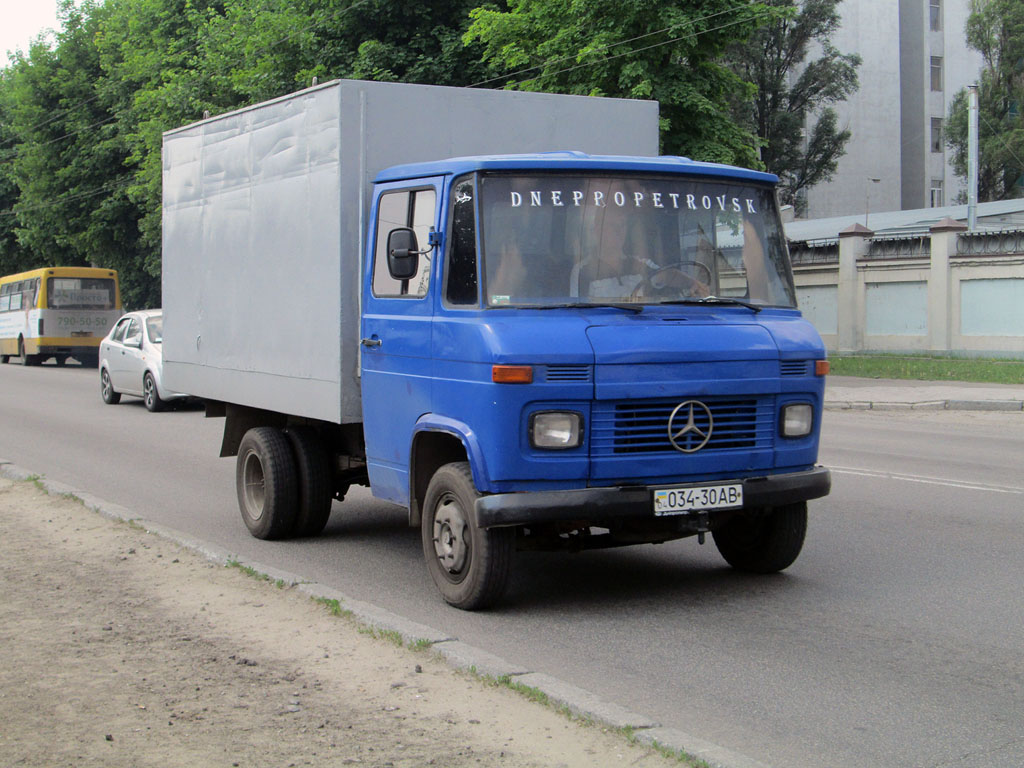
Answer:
[0,1,151,305]
[94,0,239,305]
[194,0,501,103]
[465,0,784,167]
[728,0,860,213]
[0,67,23,276]
[946,0,1024,202]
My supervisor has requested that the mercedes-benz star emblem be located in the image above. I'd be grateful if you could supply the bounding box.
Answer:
[667,400,714,453]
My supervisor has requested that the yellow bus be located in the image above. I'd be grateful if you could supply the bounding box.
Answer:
[0,266,122,367]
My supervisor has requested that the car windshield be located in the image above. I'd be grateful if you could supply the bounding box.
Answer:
[146,316,163,343]
[479,173,796,309]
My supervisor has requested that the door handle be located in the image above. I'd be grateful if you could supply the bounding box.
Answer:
[360,337,382,348]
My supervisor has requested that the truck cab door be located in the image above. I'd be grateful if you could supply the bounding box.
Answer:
[360,180,441,505]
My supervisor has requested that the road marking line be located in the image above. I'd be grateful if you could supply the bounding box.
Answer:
[831,466,1024,495]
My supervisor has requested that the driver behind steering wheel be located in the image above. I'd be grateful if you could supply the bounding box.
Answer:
[626,223,712,301]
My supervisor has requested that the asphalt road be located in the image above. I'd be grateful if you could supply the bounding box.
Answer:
[2,361,1022,768]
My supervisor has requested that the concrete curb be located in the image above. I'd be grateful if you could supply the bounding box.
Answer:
[0,460,770,768]
[825,399,1024,412]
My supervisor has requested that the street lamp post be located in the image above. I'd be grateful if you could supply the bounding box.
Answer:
[865,177,881,227]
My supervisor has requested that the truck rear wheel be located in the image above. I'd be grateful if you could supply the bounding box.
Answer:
[422,462,513,610]
[284,427,333,538]
[236,427,298,540]
[712,502,807,573]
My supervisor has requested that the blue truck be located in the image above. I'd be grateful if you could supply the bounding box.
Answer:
[163,80,830,609]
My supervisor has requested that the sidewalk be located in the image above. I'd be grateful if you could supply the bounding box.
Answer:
[825,375,1024,412]
[0,465,765,768]
[0,472,691,768]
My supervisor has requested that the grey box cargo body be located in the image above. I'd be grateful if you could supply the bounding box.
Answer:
[162,79,659,424]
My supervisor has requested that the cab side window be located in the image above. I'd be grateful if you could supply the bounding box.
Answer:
[445,179,479,306]
[372,188,436,298]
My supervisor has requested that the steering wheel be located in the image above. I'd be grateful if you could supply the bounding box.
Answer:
[631,260,712,300]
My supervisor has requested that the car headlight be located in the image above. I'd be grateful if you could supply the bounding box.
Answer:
[530,411,583,449]
[781,403,813,438]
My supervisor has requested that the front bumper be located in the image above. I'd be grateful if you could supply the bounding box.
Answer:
[474,466,831,529]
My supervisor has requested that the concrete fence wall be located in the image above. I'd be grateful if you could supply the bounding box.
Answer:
[790,221,1024,357]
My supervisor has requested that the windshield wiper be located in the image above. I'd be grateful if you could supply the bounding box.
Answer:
[524,302,644,314]
[654,296,763,313]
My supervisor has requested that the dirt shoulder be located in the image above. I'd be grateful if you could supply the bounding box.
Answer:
[0,477,684,768]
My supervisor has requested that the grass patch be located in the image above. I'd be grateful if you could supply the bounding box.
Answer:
[225,559,287,588]
[830,354,1024,384]
[312,596,352,619]
[472,670,708,765]
[505,678,551,706]
[355,626,432,651]
[21,474,86,506]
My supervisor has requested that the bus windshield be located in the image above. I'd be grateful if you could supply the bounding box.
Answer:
[47,277,118,310]
[479,173,796,309]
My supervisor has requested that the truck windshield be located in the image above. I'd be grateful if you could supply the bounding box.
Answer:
[479,173,796,309]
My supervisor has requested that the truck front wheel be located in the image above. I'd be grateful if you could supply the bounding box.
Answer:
[236,427,298,540]
[422,462,513,610]
[712,502,807,573]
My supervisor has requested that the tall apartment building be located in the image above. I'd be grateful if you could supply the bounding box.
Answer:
[802,0,984,220]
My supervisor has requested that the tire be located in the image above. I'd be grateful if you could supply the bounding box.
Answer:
[236,427,298,540]
[100,367,121,404]
[284,427,333,538]
[421,462,513,610]
[55,356,67,367]
[143,371,165,412]
[0,354,8,364]
[712,502,807,574]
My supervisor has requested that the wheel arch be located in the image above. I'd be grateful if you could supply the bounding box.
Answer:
[220,403,288,457]
[409,416,489,527]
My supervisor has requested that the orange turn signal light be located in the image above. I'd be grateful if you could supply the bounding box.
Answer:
[815,360,830,376]
[492,364,533,384]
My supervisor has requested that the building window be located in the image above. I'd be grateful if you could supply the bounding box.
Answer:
[930,180,944,208]
[930,57,943,91]
[931,118,943,152]
[930,0,942,31]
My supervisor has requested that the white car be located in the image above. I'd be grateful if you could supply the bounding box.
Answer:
[99,309,185,411]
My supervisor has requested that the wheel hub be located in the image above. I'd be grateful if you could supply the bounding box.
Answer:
[241,451,266,522]
[433,497,468,574]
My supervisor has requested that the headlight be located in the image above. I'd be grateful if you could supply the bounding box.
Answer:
[781,403,813,438]
[530,411,583,449]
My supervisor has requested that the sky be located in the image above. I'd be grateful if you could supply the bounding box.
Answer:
[1,1,66,64]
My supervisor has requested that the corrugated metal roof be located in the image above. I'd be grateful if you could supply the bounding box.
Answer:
[785,198,1024,243]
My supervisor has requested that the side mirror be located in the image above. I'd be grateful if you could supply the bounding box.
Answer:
[387,228,420,281]
[125,336,142,349]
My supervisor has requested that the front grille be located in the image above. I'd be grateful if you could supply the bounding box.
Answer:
[591,397,774,456]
